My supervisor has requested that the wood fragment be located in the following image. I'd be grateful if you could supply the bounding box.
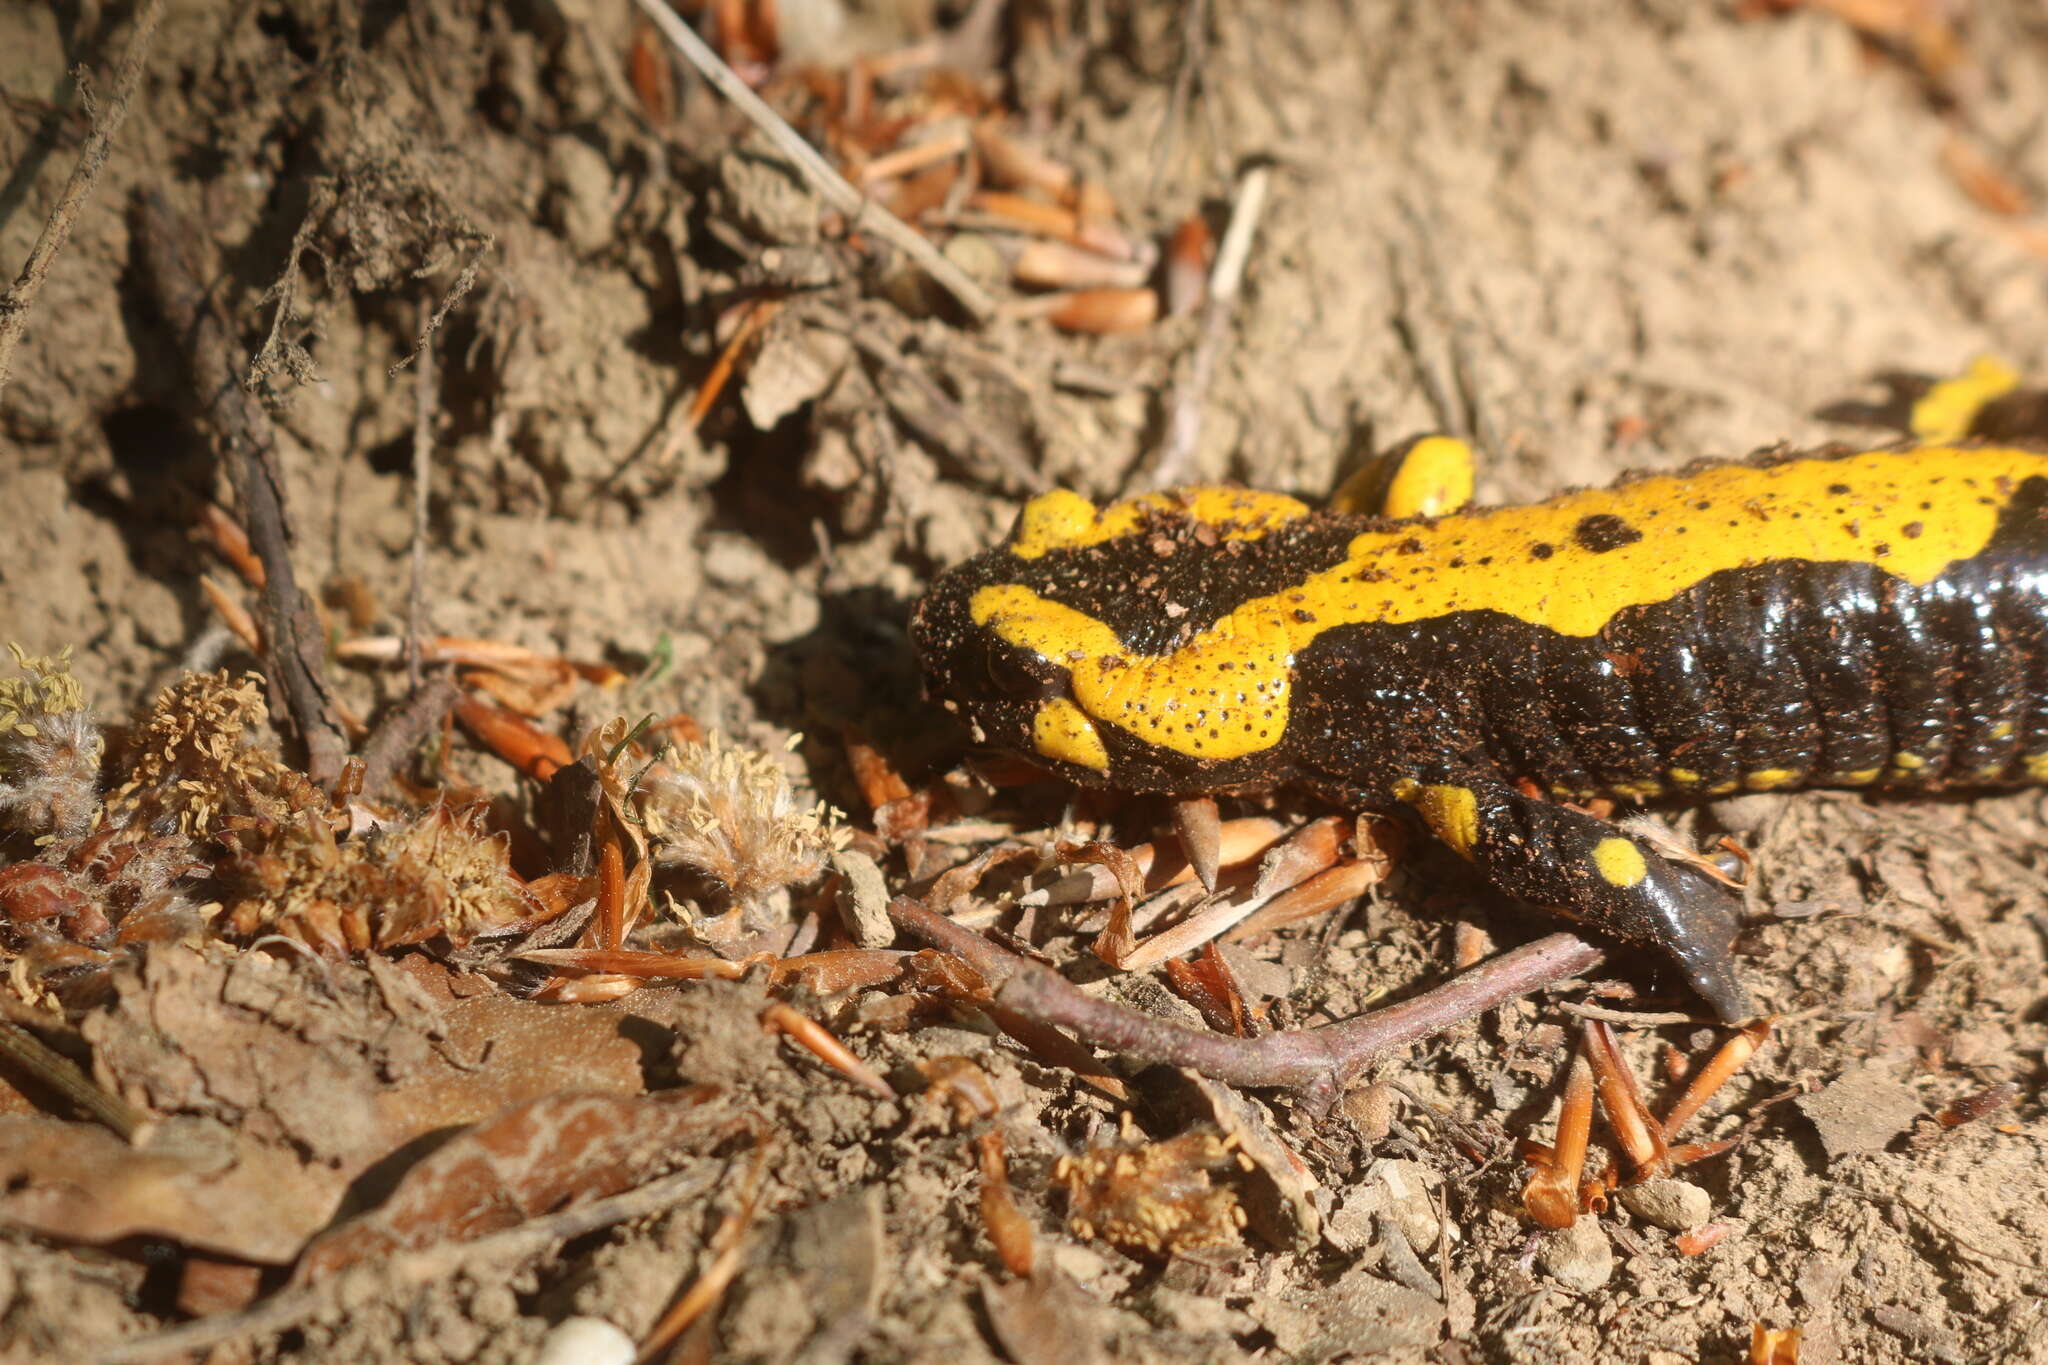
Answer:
[133,191,351,786]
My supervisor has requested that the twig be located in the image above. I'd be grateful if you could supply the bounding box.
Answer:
[132,191,350,787]
[887,894,1020,986]
[1145,0,1213,203]
[0,0,164,401]
[356,673,459,798]
[637,1138,773,1360]
[887,896,1128,1101]
[406,324,434,687]
[96,1165,720,1363]
[1149,162,1272,488]
[995,932,1605,1104]
[0,1020,154,1145]
[626,0,998,324]
[1556,1001,1703,1028]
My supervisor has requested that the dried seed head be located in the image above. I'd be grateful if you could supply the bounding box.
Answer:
[635,731,849,907]
[0,644,103,841]
[219,803,544,955]
[1055,1128,1246,1258]
[110,671,313,839]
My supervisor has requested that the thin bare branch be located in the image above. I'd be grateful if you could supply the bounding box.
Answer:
[132,191,350,785]
[1150,162,1272,488]
[627,0,998,324]
[0,0,164,400]
[996,932,1605,1103]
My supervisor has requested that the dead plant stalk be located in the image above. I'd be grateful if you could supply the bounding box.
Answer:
[0,0,165,400]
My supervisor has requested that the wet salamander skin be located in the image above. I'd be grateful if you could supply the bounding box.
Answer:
[910,445,2048,1020]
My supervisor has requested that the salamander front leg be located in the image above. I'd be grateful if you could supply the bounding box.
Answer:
[1395,776,1754,1022]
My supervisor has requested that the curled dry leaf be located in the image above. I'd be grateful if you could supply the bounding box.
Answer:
[1175,1070,1322,1249]
[293,1088,729,1284]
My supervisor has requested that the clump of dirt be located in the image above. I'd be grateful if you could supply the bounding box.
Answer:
[0,1,2045,1362]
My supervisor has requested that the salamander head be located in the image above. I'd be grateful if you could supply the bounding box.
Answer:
[911,486,1319,791]
[911,539,1114,783]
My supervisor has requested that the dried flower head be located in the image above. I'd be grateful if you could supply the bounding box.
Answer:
[0,644,103,840]
[633,730,849,906]
[110,671,313,840]
[1054,1126,1249,1259]
[219,803,547,956]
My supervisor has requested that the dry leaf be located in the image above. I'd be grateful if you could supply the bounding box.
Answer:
[293,1089,728,1283]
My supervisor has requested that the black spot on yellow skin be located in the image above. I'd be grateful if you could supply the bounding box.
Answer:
[1573,513,1642,553]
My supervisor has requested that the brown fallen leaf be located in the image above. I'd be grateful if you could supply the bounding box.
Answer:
[0,1115,349,1263]
[292,1088,729,1283]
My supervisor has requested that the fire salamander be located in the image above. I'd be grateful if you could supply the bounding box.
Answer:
[911,441,2048,1022]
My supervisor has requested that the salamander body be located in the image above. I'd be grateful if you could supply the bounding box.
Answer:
[910,444,2048,1020]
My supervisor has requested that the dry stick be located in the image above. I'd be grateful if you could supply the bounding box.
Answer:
[887,896,1129,1101]
[0,1020,153,1145]
[406,325,434,688]
[626,0,998,324]
[996,932,1605,1104]
[133,192,350,787]
[96,1165,720,1364]
[1144,0,1213,202]
[1150,163,1272,489]
[356,673,459,799]
[0,0,164,401]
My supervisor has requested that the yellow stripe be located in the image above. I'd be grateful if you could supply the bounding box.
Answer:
[1008,487,1311,559]
[975,447,2048,761]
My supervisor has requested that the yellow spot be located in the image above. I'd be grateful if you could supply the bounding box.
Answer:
[1993,721,2017,740]
[1890,752,1926,771]
[1833,767,1882,786]
[1008,487,1310,560]
[1406,783,1480,857]
[1383,436,1477,519]
[1744,768,1801,791]
[1911,354,2019,443]
[1668,768,1703,785]
[2026,753,2048,781]
[979,447,2048,760]
[1972,761,2009,781]
[1608,779,1664,799]
[1592,837,1648,888]
[1705,780,1740,795]
[1031,697,1110,772]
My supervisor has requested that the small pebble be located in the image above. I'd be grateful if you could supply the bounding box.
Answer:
[534,1316,635,1365]
[1538,1217,1614,1292]
[1618,1178,1713,1232]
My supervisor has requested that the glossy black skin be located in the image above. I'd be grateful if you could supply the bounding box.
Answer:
[912,460,2048,1021]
